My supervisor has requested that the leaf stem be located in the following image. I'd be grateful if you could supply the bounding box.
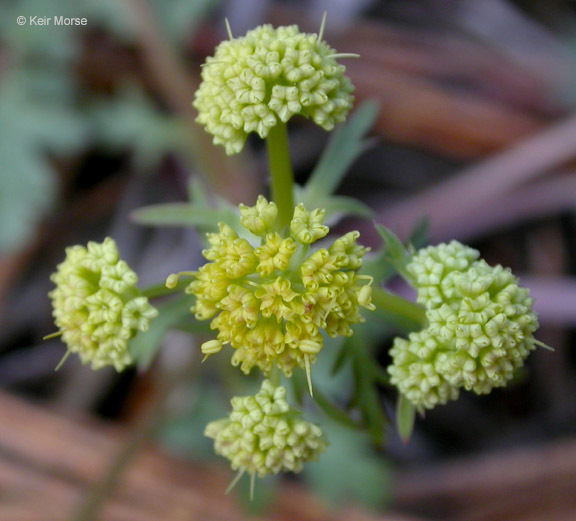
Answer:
[266,122,295,229]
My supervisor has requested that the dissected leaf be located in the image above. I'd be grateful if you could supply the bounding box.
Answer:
[131,203,238,229]
[363,224,413,283]
[187,176,213,208]
[375,224,410,267]
[158,383,229,457]
[304,419,392,508]
[0,69,86,253]
[321,195,374,222]
[331,340,352,376]
[150,0,218,45]
[349,334,389,445]
[408,217,430,251]
[314,388,362,430]
[89,86,189,169]
[305,100,380,199]
[130,295,198,370]
[368,287,426,332]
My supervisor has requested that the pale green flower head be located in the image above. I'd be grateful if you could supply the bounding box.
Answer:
[389,241,539,411]
[49,237,158,371]
[194,22,355,154]
[205,379,327,477]
[388,330,460,410]
[406,240,480,308]
[167,197,374,389]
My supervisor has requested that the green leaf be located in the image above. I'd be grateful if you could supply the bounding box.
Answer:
[331,341,352,376]
[349,336,389,445]
[375,224,409,265]
[321,195,374,222]
[314,388,362,431]
[130,295,197,370]
[396,394,416,444]
[360,254,397,285]
[131,203,238,229]
[150,0,218,45]
[89,86,189,169]
[304,420,393,508]
[305,100,379,199]
[408,217,430,251]
[187,176,212,208]
[372,224,412,281]
[158,384,228,457]
[296,189,373,227]
[0,68,86,253]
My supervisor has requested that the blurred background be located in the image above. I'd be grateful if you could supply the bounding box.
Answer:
[2,0,576,520]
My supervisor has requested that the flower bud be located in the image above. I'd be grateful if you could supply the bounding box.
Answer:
[206,380,327,477]
[389,241,538,411]
[49,238,158,371]
[194,24,355,154]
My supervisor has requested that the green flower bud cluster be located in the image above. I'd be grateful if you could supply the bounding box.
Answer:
[194,23,355,154]
[171,196,374,379]
[205,380,327,477]
[388,241,538,411]
[49,238,158,371]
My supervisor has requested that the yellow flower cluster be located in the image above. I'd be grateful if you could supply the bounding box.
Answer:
[205,379,327,478]
[172,196,374,380]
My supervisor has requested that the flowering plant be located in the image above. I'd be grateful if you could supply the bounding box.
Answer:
[47,15,547,500]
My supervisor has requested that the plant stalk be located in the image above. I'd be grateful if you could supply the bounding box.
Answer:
[266,122,295,229]
[372,287,427,328]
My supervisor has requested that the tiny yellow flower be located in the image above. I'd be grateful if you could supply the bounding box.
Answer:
[290,204,329,244]
[255,233,296,276]
[169,197,373,388]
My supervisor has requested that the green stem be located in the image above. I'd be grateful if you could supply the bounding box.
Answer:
[266,122,295,229]
[372,287,427,328]
[141,282,174,299]
[141,276,191,299]
[269,364,282,387]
